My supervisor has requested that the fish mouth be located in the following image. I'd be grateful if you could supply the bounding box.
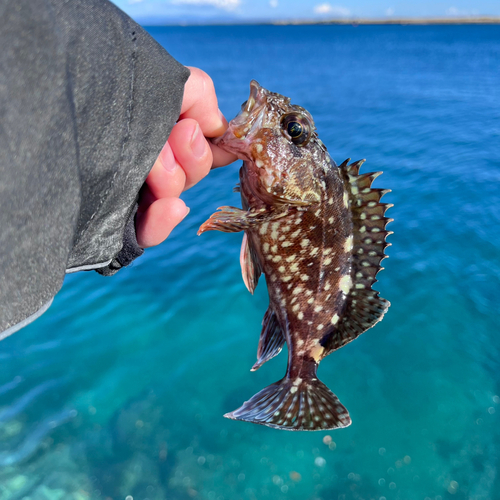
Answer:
[211,80,268,161]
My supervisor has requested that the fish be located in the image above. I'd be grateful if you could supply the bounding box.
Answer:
[198,81,393,431]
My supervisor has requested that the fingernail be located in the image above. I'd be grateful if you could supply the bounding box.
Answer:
[161,143,177,173]
[191,125,206,159]
[183,206,190,219]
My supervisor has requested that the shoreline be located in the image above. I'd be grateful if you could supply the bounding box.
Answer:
[143,17,500,27]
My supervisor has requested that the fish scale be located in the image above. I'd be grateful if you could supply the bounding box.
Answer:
[199,81,392,431]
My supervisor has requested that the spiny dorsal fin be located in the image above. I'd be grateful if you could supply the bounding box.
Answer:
[251,307,285,371]
[323,159,393,353]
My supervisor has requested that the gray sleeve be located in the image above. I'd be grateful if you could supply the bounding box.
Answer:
[0,0,190,338]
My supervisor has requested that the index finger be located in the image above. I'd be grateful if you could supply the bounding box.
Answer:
[180,67,227,138]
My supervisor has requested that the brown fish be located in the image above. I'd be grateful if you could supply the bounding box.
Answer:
[198,81,393,431]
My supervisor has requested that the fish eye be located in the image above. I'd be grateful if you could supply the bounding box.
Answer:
[281,113,311,146]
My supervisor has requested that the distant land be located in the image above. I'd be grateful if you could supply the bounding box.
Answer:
[273,17,500,25]
[143,17,500,27]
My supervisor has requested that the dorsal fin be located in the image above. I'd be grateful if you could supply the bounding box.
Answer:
[322,159,393,354]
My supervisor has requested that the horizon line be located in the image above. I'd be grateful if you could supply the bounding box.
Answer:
[141,16,500,27]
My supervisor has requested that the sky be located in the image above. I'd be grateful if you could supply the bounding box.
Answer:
[110,0,500,24]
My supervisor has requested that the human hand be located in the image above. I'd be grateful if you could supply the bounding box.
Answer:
[136,67,237,248]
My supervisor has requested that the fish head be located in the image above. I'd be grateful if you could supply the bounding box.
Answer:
[213,81,328,205]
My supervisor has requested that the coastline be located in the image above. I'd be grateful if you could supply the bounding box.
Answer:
[144,17,500,27]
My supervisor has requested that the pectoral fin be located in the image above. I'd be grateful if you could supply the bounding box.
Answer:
[198,207,251,235]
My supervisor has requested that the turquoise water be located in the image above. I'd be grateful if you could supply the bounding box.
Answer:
[1,25,500,500]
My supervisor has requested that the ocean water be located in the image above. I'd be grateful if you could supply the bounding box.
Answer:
[1,24,500,500]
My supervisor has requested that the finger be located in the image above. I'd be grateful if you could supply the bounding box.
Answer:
[145,141,187,200]
[180,67,226,138]
[210,142,238,169]
[168,118,213,191]
[136,197,190,248]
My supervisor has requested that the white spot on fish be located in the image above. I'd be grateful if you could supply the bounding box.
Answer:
[343,191,349,208]
[324,282,331,291]
[339,275,353,294]
[271,244,278,253]
[300,239,310,248]
[328,217,334,224]
[301,274,309,281]
[255,143,263,153]
[344,235,354,252]
[292,287,303,295]
[323,257,332,266]
[255,159,264,168]
[271,222,280,240]
[307,297,314,304]
[263,242,269,253]
[272,255,282,262]
[298,312,304,320]
[317,324,324,330]
[282,276,292,282]
[331,314,339,325]
[259,222,269,235]
[310,247,318,256]
[314,305,323,312]
[292,304,300,312]
[355,283,365,289]
[290,263,299,272]
[282,241,293,247]
[286,255,296,262]
[297,339,304,346]
[278,265,286,273]
[293,378,302,386]
[290,386,298,394]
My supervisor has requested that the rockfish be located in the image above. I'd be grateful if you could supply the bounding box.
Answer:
[198,81,393,431]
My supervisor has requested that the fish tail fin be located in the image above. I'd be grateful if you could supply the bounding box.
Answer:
[224,376,351,431]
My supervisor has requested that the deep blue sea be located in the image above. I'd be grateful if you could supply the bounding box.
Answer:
[1,24,500,500]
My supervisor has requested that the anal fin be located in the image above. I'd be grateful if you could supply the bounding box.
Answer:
[225,376,351,431]
[251,307,284,371]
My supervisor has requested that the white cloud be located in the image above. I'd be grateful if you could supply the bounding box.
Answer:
[446,6,479,16]
[270,0,278,7]
[171,0,241,10]
[313,3,350,17]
